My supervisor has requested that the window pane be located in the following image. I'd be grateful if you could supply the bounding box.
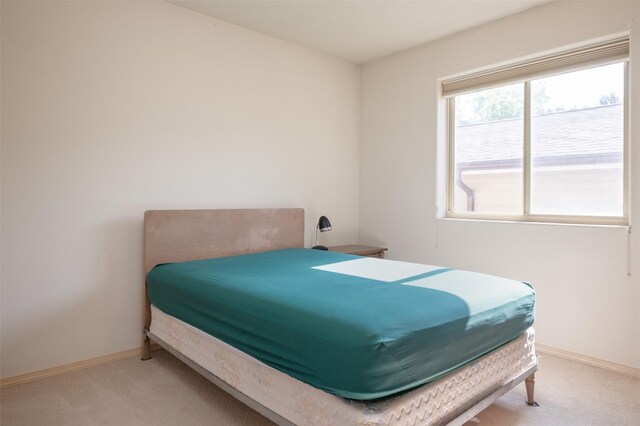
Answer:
[530,63,624,217]
[453,84,524,215]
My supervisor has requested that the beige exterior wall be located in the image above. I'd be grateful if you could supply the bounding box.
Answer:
[455,166,623,217]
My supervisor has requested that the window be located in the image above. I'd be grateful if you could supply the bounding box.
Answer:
[443,36,628,225]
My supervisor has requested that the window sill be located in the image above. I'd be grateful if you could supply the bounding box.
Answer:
[440,215,629,229]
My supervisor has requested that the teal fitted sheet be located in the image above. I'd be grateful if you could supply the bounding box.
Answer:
[147,248,535,400]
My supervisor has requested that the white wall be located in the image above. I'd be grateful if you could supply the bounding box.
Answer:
[0,1,360,379]
[361,1,640,369]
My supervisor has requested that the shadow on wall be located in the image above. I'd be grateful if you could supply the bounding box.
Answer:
[1,216,146,379]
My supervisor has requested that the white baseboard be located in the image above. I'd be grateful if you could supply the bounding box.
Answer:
[536,343,640,378]
[0,343,162,388]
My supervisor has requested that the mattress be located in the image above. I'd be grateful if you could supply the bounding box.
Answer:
[150,305,537,426]
[147,248,535,400]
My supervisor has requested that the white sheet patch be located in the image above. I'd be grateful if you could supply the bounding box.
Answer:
[312,258,441,282]
[402,271,520,316]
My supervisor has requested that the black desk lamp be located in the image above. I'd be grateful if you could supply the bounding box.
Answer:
[312,216,332,250]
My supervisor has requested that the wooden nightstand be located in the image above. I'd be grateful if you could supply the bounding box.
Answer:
[328,245,388,258]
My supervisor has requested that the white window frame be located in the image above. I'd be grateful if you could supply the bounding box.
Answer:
[443,36,629,226]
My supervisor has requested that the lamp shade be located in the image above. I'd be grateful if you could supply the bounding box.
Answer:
[318,216,332,232]
[312,215,332,250]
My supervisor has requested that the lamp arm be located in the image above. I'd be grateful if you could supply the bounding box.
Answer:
[315,224,319,247]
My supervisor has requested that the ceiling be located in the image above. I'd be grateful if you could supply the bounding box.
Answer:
[167,0,551,64]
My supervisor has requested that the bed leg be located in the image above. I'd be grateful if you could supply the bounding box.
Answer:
[525,374,538,406]
[142,333,152,361]
[142,279,152,361]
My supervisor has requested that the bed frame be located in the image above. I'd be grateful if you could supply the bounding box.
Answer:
[142,208,537,425]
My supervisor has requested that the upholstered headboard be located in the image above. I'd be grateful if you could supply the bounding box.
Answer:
[143,208,305,275]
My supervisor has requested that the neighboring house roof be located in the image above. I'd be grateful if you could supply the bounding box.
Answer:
[455,104,623,166]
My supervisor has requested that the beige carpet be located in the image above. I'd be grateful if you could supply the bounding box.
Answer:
[1,350,639,425]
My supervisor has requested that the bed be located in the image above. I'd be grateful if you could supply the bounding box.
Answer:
[142,208,537,425]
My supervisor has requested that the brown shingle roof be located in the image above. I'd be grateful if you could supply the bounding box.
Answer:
[455,104,623,165]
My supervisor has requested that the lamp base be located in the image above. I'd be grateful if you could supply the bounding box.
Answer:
[312,245,328,250]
